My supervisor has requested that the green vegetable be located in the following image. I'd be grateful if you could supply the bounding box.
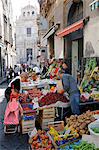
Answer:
[92,128,99,133]
[73,141,97,150]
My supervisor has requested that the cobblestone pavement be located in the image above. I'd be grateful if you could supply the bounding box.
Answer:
[0,82,29,150]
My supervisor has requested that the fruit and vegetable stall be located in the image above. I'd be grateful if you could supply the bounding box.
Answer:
[10,58,99,150]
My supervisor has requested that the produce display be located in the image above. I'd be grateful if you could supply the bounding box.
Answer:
[49,126,79,147]
[59,140,98,150]
[39,93,69,107]
[80,58,99,102]
[73,141,98,150]
[28,88,42,100]
[92,127,99,133]
[19,93,29,103]
[29,130,55,150]
[66,111,96,136]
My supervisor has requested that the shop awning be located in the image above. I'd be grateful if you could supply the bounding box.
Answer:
[43,24,59,40]
[57,20,84,38]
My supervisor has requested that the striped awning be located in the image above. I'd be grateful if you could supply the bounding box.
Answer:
[57,20,84,38]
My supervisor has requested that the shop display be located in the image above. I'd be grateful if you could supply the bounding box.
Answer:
[80,58,99,102]
[39,93,69,107]
[29,129,55,150]
[65,111,96,136]
[73,141,97,150]
[47,121,79,149]
[28,88,43,100]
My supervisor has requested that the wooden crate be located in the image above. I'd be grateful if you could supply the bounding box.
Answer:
[48,121,64,131]
[21,119,35,134]
[39,107,55,130]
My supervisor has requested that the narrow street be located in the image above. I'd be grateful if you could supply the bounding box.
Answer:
[0,82,29,150]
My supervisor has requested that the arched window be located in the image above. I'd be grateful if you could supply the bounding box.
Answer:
[27,11,30,16]
[67,2,83,25]
[32,11,34,15]
[23,12,25,16]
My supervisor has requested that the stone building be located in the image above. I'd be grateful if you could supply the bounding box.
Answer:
[15,5,38,64]
[39,0,64,59]
[0,0,16,78]
[59,0,84,79]
[37,14,48,62]
[40,0,99,79]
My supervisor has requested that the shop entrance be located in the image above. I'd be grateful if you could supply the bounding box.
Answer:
[48,34,54,58]
[72,38,83,80]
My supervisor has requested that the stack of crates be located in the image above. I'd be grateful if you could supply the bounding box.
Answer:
[21,103,36,134]
[39,107,55,130]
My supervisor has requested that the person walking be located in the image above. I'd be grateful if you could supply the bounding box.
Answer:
[6,66,10,84]
[9,66,13,81]
[58,70,80,115]
[14,65,19,77]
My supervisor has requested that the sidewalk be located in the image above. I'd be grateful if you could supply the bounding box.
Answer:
[0,77,6,85]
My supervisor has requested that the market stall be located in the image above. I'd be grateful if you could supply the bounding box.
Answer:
[19,77,70,133]
[80,57,99,112]
[29,110,99,150]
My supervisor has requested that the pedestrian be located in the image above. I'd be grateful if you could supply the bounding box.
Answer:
[58,70,80,115]
[33,65,40,75]
[9,66,13,81]
[41,62,47,76]
[6,66,10,84]
[14,65,19,77]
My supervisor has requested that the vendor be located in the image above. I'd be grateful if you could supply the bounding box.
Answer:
[58,70,80,115]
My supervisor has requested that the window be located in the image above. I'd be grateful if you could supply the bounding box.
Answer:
[42,50,45,53]
[90,0,99,11]
[27,49,32,61]
[23,12,25,16]
[32,11,34,15]
[27,28,31,37]
[27,11,30,16]
[5,0,7,4]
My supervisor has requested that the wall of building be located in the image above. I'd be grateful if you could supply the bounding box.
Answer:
[0,0,16,78]
[84,0,99,57]
[16,5,38,64]
[40,0,64,59]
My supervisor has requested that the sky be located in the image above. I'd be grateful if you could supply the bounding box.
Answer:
[11,0,40,21]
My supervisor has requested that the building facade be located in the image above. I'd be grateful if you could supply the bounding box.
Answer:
[39,0,64,59]
[40,0,99,79]
[61,0,83,79]
[37,15,48,62]
[15,5,38,65]
[0,0,16,78]
[84,0,99,57]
